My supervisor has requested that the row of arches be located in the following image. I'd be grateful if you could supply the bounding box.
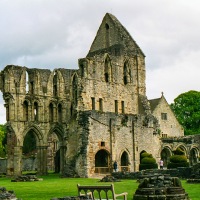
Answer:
[161,145,199,167]
[104,56,132,85]
[79,56,133,85]
[7,125,65,175]
[23,100,64,122]
[94,149,130,173]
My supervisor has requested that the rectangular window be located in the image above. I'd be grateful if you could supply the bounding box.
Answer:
[162,134,167,138]
[101,141,105,147]
[99,98,103,111]
[115,100,118,113]
[91,97,95,110]
[161,113,167,120]
[121,101,125,114]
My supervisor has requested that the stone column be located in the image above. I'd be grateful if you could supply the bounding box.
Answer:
[59,145,66,175]
[13,146,22,176]
[37,146,48,175]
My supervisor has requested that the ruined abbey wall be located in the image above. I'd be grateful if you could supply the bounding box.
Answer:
[0,13,192,177]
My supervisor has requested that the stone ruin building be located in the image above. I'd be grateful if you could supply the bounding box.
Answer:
[0,13,199,177]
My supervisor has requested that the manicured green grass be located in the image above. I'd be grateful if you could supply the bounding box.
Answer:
[0,174,199,200]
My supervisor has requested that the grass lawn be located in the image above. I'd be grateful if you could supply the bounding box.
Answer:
[0,174,199,200]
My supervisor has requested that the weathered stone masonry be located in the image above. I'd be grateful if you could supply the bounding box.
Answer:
[0,13,198,177]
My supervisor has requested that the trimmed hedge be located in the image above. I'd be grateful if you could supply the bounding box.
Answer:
[170,155,187,163]
[139,151,158,170]
[167,147,189,169]
[173,148,185,155]
[141,157,156,164]
[168,162,189,169]
[140,152,152,158]
[139,163,158,171]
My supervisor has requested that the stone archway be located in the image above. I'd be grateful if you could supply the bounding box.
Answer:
[189,148,199,166]
[161,147,172,167]
[47,127,66,175]
[47,132,59,173]
[95,149,110,174]
[23,127,47,175]
[120,151,130,172]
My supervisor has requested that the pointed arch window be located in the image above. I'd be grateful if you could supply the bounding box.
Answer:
[30,81,34,94]
[104,56,112,83]
[53,72,58,97]
[49,103,54,122]
[23,101,29,121]
[34,102,38,121]
[105,23,110,48]
[58,103,62,122]
[123,61,131,85]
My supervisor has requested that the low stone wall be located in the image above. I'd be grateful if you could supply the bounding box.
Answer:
[0,159,6,174]
[0,157,37,174]
[112,167,193,179]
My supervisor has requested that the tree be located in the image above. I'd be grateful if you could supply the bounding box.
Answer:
[0,124,6,157]
[171,90,200,135]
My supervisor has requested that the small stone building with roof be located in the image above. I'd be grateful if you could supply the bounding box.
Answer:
[0,13,197,177]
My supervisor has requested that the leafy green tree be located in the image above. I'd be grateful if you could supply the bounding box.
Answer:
[171,90,200,135]
[0,124,6,157]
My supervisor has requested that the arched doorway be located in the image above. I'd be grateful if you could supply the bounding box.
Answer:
[22,130,37,173]
[47,132,60,173]
[189,148,199,166]
[121,151,129,172]
[95,150,110,174]
[161,147,172,167]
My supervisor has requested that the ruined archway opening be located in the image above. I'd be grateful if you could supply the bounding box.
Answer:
[189,148,199,166]
[22,130,37,173]
[161,148,172,167]
[49,103,54,122]
[23,101,28,121]
[121,151,129,172]
[47,132,60,173]
[95,150,110,174]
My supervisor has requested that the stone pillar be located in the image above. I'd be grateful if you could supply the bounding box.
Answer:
[37,146,48,175]
[59,145,66,175]
[13,146,22,176]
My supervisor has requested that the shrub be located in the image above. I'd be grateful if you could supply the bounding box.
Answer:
[167,148,189,169]
[173,148,185,155]
[170,155,187,163]
[168,162,189,169]
[140,152,152,159]
[139,163,158,171]
[141,157,156,164]
[139,151,157,170]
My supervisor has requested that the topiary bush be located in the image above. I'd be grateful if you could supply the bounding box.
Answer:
[167,148,189,169]
[139,152,158,171]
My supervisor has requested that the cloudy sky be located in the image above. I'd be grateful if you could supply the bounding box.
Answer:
[0,0,200,123]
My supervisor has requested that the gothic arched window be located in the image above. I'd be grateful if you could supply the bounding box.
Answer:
[23,101,29,121]
[49,103,54,122]
[104,56,112,83]
[58,103,62,122]
[34,102,38,121]
[123,61,131,85]
[53,72,58,97]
